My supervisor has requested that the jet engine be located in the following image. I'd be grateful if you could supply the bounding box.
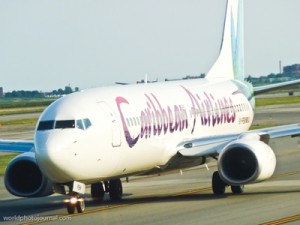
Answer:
[4,152,53,197]
[218,134,276,185]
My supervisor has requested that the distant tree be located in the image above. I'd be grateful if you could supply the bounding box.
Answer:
[51,90,58,96]
[267,73,276,78]
[5,85,80,98]
[57,88,64,95]
[64,86,73,94]
[4,90,44,98]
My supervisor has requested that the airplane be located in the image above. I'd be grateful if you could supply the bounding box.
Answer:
[116,75,158,85]
[1,0,300,214]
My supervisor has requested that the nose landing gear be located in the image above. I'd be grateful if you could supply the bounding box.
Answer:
[65,194,86,214]
[64,181,86,214]
[64,179,123,214]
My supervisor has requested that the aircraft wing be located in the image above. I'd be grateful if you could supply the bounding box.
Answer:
[0,140,34,153]
[254,79,300,95]
[177,124,300,157]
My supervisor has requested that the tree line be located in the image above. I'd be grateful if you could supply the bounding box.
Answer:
[4,86,79,98]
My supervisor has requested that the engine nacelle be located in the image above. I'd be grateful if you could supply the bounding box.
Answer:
[4,152,54,197]
[218,134,276,185]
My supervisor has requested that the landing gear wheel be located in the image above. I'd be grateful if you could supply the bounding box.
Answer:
[109,179,123,201]
[66,196,85,214]
[76,198,85,213]
[91,183,105,202]
[67,202,75,214]
[212,171,226,195]
[231,185,244,194]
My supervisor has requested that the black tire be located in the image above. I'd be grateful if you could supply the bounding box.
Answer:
[76,198,85,213]
[231,185,244,194]
[91,183,105,202]
[212,171,226,195]
[109,179,123,201]
[67,202,75,214]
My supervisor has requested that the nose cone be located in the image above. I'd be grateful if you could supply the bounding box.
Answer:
[35,130,76,183]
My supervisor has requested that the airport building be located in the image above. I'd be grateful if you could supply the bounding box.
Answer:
[0,87,3,98]
[283,64,300,74]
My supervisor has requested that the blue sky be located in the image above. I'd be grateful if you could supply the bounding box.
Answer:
[0,0,299,92]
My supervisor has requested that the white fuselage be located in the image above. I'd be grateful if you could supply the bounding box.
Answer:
[34,78,254,184]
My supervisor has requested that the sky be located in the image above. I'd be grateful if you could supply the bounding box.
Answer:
[0,0,299,92]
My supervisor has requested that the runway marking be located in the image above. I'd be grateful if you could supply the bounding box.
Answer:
[261,214,300,225]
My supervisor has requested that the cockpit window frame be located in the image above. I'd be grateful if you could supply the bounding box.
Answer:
[37,118,92,131]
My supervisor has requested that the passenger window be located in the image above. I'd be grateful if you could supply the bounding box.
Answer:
[55,120,75,129]
[37,120,55,130]
[83,118,92,129]
[76,120,84,130]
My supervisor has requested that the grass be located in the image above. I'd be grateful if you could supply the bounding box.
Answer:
[250,124,279,130]
[0,98,55,109]
[0,98,56,115]
[0,154,18,176]
[0,118,38,126]
[256,96,300,107]
[0,107,46,116]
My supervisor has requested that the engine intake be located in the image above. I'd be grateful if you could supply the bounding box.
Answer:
[4,152,53,197]
[218,135,276,185]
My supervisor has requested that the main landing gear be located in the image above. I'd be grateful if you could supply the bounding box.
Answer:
[91,179,123,202]
[212,171,244,195]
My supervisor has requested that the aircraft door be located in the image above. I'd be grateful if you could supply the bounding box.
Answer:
[98,102,122,147]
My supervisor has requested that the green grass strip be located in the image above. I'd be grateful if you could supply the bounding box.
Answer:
[0,107,45,116]
[0,98,55,109]
[0,118,38,126]
[256,96,300,107]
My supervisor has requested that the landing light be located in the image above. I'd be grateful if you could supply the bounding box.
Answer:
[64,197,81,204]
[70,197,78,204]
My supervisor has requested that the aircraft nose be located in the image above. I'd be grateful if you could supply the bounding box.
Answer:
[35,131,76,182]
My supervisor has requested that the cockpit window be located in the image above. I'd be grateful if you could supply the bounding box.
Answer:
[83,118,92,129]
[37,120,55,130]
[37,118,92,131]
[55,120,75,129]
[76,119,84,130]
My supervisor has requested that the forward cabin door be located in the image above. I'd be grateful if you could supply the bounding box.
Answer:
[98,101,122,147]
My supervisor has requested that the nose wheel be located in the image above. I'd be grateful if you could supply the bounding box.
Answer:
[66,195,85,214]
